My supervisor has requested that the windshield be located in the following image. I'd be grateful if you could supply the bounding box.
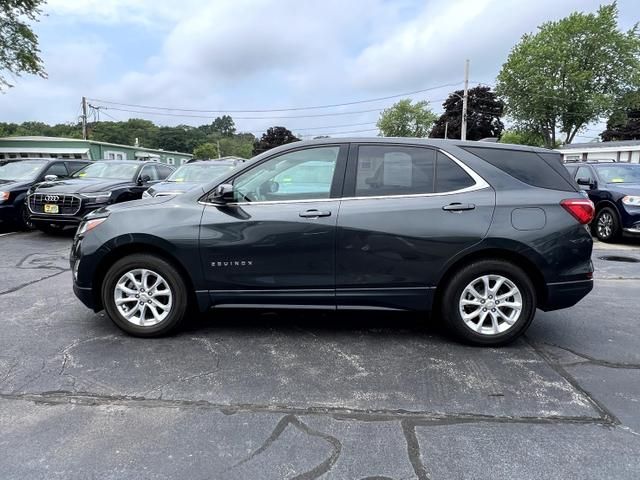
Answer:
[73,162,139,180]
[595,165,640,184]
[167,163,236,183]
[0,160,46,181]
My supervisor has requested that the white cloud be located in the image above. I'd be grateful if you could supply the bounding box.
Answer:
[3,0,640,138]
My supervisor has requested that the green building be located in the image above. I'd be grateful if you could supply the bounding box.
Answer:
[0,136,192,166]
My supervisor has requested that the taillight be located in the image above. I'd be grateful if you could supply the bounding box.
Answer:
[561,199,595,224]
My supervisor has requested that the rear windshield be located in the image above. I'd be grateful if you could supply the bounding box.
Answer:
[462,147,578,192]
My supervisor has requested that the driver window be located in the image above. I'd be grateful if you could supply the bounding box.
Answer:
[233,147,339,202]
[140,165,160,181]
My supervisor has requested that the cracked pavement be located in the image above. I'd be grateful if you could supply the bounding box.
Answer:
[0,230,639,479]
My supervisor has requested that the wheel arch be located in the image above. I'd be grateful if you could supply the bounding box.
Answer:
[91,240,197,311]
[434,247,547,310]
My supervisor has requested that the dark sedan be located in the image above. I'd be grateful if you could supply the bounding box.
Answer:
[565,162,640,241]
[27,160,174,233]
[0,158,90,229]
[70,139,594,346]
[142,159,242,198]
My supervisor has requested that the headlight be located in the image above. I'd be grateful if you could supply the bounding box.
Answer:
[77,217,108,235]
[622,195,640,206]
[0,191,8,203]
[80,191,112,203]
[142,190,152,199]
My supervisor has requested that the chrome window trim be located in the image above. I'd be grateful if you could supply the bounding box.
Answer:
[199,148,491,207]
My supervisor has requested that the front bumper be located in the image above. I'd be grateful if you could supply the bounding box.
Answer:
[29,205,104,227]
[541,279,594,311]
[73,282,95,310]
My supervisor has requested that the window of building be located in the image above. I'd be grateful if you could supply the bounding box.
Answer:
[105,150,126,160]
[166,157,175,165]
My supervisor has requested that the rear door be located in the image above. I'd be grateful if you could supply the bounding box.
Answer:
[335,143,495,310]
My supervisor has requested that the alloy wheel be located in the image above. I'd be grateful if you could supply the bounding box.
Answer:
[597,211,613,239]
[114,268,173,326]
[459,274,523,336]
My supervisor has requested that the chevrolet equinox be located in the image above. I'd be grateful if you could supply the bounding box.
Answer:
[70,139,595,346]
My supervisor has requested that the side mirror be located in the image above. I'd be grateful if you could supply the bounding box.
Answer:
[576,177,595,189]
[211,184,235,204]
[44,174,58,182]
[137,174,151,185]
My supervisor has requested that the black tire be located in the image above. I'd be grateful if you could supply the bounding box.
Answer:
[18,204,35,231]
[101,254,189,337]
[440,259,536,346]
[593,207,621,243]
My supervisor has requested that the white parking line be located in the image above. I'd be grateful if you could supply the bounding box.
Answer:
[0,232,18,237]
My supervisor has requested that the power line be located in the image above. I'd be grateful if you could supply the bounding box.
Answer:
[86,82,462,114]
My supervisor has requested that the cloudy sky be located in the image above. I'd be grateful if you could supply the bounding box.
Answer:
[1,0,639,140]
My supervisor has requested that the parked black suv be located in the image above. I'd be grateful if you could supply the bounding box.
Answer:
[0,158,90,229]
[71,139,594,345]
[27,160,174,233]
[565,161,640,242]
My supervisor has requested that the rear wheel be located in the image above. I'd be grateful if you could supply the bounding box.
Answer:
[593,207,620,242]
[440,259,536,346]
[101,254,189,337]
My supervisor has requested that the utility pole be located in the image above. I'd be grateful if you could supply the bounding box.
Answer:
[216,140,221,159]
[461,59,469,141]
[81,96,88,140]
[444,122,449,140]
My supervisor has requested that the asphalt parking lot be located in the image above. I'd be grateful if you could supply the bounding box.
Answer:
[1,229,639,479]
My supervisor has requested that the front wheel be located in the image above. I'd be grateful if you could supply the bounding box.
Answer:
[101,254,189,337]
[593,207,620,243]
[440,260,536,346]
[18,204,35,231]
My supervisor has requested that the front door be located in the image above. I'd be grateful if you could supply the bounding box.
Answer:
[336,144,495,310]
[199,145,348,306]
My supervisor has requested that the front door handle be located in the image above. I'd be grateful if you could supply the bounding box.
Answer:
[299,209,332,218]
[442,203,476,212]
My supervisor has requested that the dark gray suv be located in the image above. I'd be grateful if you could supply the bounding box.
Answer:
[70,139,594,346]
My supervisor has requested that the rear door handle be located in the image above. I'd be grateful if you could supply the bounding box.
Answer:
[442,203,476,212]
[299,209,332,218]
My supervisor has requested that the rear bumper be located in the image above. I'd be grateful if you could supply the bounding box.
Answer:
[540,279,593,311]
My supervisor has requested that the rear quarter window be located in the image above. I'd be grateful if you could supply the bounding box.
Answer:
[462,147,578,192]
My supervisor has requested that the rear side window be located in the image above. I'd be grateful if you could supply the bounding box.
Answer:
[462,147,577,192]
[436,152,475,192]
[355,146,435,197]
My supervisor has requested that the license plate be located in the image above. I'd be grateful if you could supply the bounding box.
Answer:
[44,204,59,214]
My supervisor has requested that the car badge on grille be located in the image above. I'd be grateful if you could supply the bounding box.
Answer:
[44,195,60,202]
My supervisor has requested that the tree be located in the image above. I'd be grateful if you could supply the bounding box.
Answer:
[377,99,436,137]
[252,126,299,155]
[601,91,640,141]
[496,3,640,148]
[1,0,46,90]
[193,143,219,159]
[430,86,504,140]
[499,129,546,147]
